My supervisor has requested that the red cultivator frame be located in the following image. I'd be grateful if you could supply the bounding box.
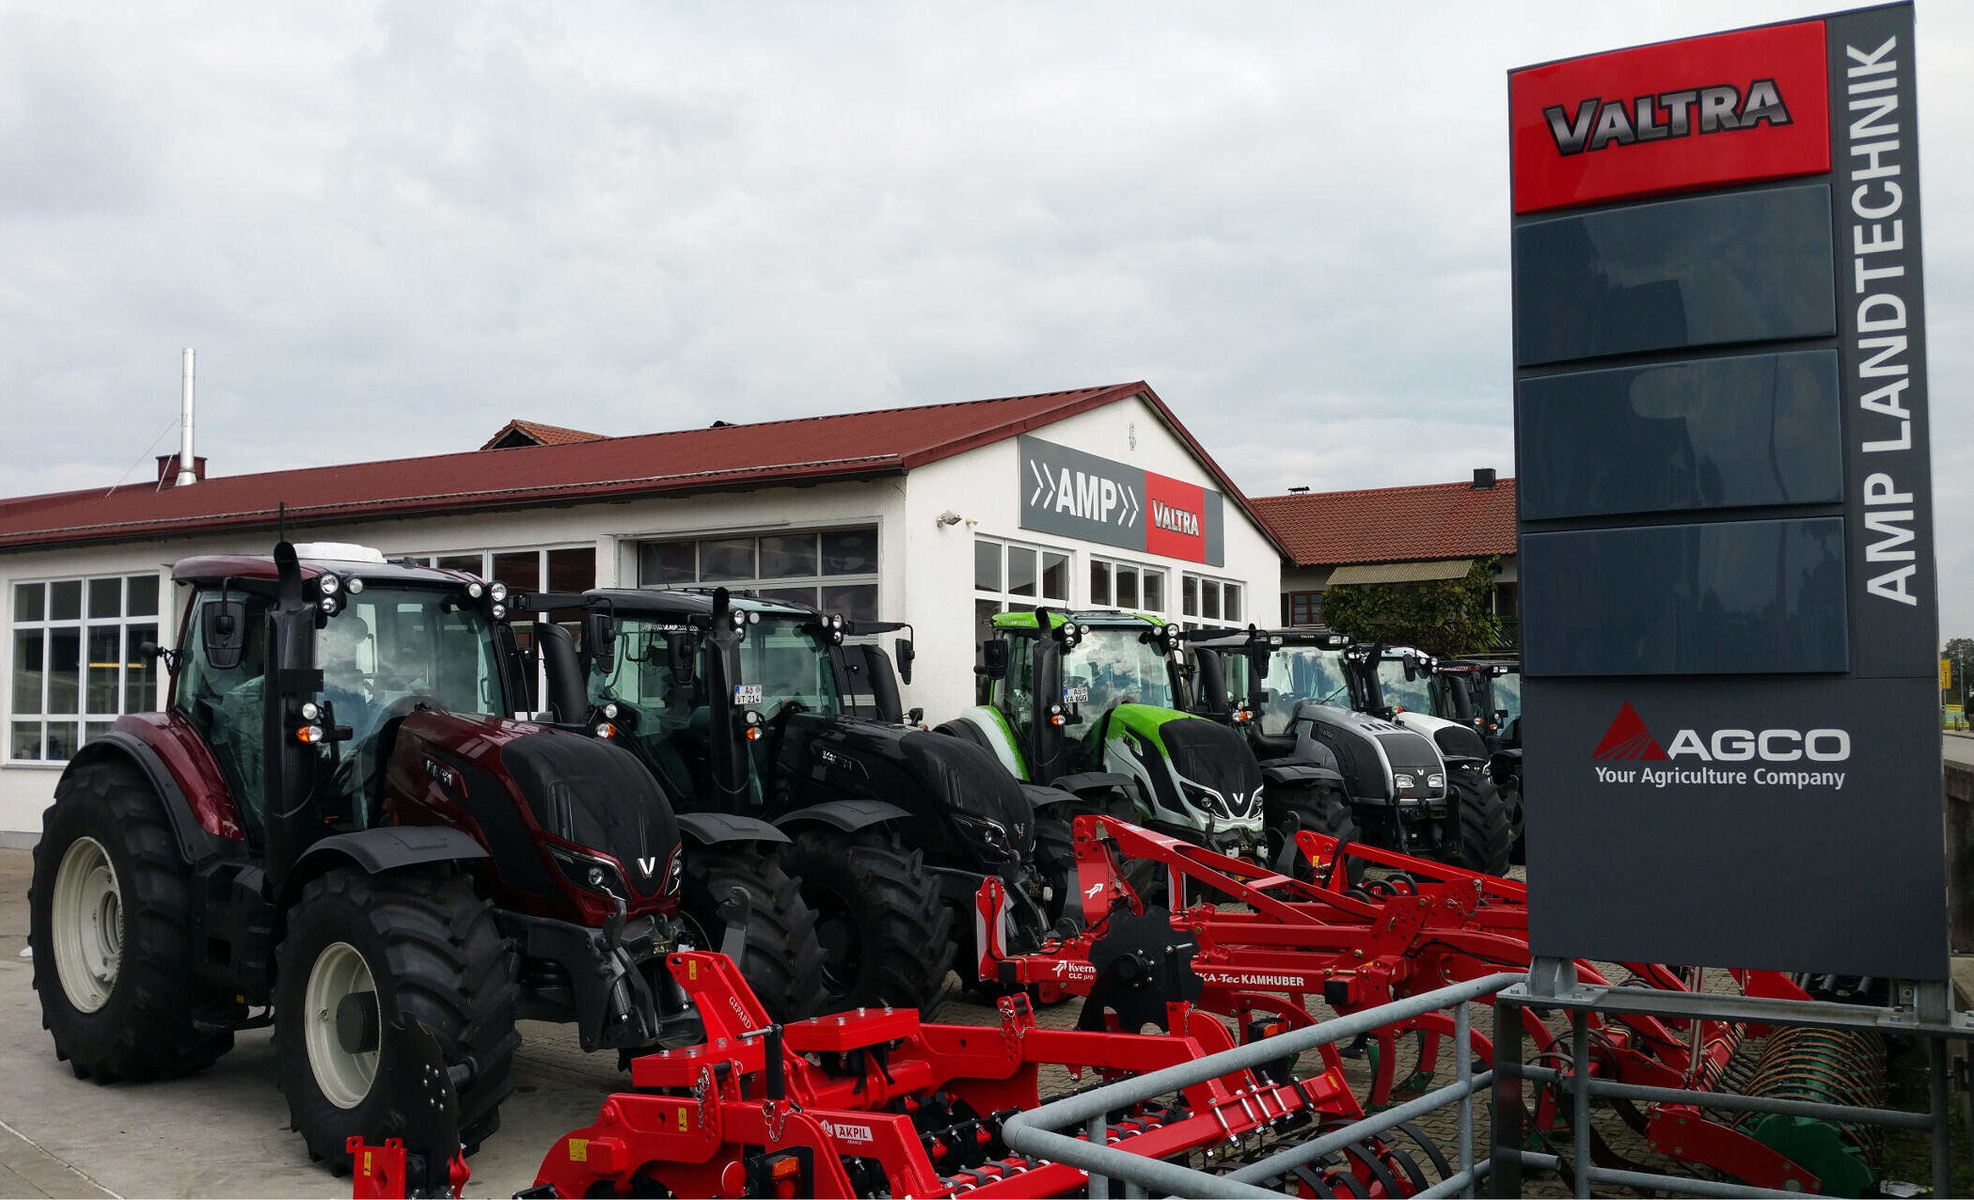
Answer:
[975,816,1872,1193]
[524,950,1446,1198]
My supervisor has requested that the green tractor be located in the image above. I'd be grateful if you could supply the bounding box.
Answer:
[941,609,1269,865]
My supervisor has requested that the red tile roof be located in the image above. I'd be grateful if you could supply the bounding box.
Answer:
[0,382,1273,553]
[479,419,605,450]
[1253,479,1517,567]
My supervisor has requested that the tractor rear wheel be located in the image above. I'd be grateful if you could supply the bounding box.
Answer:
[29,756,233,1082]
[1266,785,1362,885]
[678,844,827,1023]
[786,828,953,1013]
[274,866,519,1171]
[1448,767,1512,876]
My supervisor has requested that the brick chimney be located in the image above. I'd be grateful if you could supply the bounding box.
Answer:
[156,454,208,487]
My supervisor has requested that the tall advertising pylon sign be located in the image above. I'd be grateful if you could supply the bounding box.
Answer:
[1509,3,1946,979]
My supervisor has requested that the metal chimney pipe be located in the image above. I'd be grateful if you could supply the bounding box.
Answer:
[177,348,197,486]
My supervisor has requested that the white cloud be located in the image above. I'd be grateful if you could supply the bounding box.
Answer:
[0,0,1970,634]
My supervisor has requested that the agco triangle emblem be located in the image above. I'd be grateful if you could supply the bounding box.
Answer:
[1592,702,1669,761]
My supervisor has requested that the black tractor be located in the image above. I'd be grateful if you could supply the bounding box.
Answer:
[533,587,1064,1013]
[1187,628,1511,875]
[26,542,821,1172]
[1431,659,1523,861]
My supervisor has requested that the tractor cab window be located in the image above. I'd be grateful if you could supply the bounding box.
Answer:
[737,616,840,720]
[176,590,273,833]
[1492,670,1523,726]
[1258,646,1351,735]
[1059,626,1174,765]
[1375,657,1433,716]
[1221,652,1251,712]
[995,633,1039,765]
[590,618,713,803]
[316,587,503,823]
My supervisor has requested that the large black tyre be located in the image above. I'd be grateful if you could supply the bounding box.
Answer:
[677,845,828,1023]
[1265,784,1362,886]
[785,828,953,1013]
[29,756,234,1082]
[274,866,519,1171]
[1447,767,1512,876]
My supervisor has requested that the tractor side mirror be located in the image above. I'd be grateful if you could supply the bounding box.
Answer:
[1402,657,1418,682]
[978,639,1009,680]
[667,633,696,685]
[584,612,617,674]
[203,600,248,671]
[894,636,915,686]
[1247,647,1271,681]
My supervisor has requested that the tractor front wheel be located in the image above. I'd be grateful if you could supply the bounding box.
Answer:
[786,828,953,1013]
[29,756,233,1082]
[1447,767,1513,876]
[274,866,519,1171]
[1265,785,1362,885]
[678,844,828,1023]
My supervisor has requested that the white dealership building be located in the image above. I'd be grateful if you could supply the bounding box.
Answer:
[0,381,1282,839]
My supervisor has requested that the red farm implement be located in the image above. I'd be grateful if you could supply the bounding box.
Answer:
[523,949,1450,1198]
[974,815,1887,1194]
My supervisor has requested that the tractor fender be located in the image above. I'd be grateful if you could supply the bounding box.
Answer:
[1260,762,1347,790]
[64,733,231,866]
[774,799,913,836]
[1018,783,1079,809]
[1052,770,1135,799]
[676,811,790,847]
[285,826,489,901]
[939,708,1026,781]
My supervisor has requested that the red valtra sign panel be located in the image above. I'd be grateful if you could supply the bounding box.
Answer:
[1510,20,1830,213]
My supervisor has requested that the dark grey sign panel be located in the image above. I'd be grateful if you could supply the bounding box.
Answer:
[1827,5,1938,679]
[1018,434,1226,567]
[1521,517,1850,676]
[1513,184,1837,366]
[1511,3,1945,981]
[1517,350,1844,520]
[1524,675,1946,977]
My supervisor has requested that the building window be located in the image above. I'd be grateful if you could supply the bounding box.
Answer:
[636,526,879,621]
[1091,557,1166,614]
[1181,572,1245,630]
[10,573,162,762]
[1287,590,1323,627]
[975,537,1071,646]
[413,545,599,711]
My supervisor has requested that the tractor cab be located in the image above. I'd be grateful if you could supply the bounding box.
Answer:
[956,609,1265,860]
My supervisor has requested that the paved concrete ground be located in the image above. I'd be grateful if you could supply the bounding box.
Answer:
[1945,729,1974,765]
[0,845,1952,1198]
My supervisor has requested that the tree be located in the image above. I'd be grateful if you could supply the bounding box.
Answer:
[1945,637,1974,696]
[1319,558,1503,658]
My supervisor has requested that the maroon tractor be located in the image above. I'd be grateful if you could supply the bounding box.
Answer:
[27,542,819,1171]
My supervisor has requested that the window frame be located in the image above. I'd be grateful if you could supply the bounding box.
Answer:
[1090,555,1168,616]
[1286,590,1325,627]
[633,525,882,621]
[1180,570,1248,631]
[9,570,166,765]
[974,536,1071,648]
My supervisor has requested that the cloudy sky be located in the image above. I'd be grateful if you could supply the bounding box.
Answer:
[1,2,1969,630]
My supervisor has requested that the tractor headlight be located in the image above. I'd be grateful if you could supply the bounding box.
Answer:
[346,577,364,595]
[951,813,1015,860]
[1427,773,1446,791]
[489,582,508,602]
[318,574,340,595]
[548,845,626,901]
[468,582,484,599]
[1393,773,1416,791]
[318,597,338,614]
[1182,781,1230,818]
[665,852,683,896]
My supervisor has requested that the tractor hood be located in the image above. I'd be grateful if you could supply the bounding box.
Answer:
[781,715,1035,863]
[1393,711,1490,764]
[1104,704,1264,829]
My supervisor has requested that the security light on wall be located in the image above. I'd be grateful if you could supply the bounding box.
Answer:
[936,510,964,528]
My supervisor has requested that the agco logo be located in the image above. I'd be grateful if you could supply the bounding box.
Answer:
[1592,703,1850,792]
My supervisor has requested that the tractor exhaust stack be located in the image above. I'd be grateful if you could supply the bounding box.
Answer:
[177,348,197,487]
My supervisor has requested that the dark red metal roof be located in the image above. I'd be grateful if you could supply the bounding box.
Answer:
[1253,479,1518,567]
[0,382,1274,554]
